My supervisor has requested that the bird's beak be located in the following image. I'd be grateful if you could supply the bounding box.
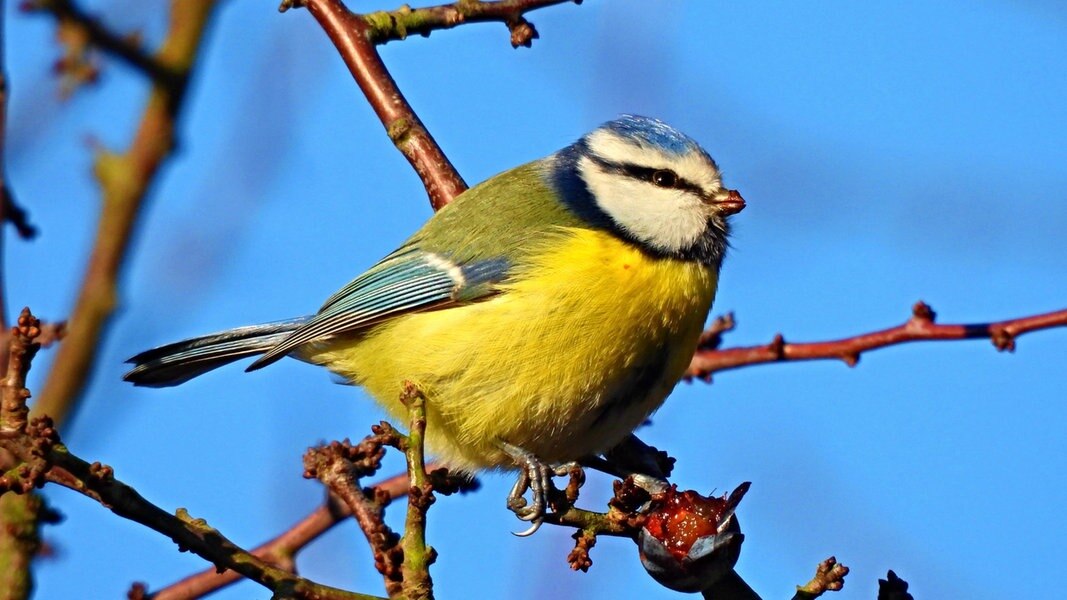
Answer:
[713,189,746,216]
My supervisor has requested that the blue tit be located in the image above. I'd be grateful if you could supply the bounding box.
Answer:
[125,115,744,531]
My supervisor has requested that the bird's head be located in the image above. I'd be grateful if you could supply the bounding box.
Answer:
[547,115,744,269]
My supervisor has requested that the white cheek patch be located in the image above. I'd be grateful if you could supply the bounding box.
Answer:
[585,129,722,193]
[578,156,710,253]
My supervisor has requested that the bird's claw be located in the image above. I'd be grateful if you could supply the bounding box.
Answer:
[501,442,578,536]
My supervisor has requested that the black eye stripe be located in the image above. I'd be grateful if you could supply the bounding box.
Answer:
[586,154,704,195]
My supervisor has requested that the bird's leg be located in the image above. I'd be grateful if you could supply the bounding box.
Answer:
[500,441,577,537]
[582,434,673,495]
[602,433,674,479]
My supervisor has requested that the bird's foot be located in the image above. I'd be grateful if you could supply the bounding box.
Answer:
[500,442,576,537]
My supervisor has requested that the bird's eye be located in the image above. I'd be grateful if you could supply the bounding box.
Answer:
[651,170,679,188]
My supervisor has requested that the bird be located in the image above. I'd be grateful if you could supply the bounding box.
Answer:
[124,115,745,533]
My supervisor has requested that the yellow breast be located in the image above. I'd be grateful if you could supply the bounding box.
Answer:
[310,228,718,471]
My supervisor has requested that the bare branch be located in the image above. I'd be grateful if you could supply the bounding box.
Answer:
[303,432,405,597]
[2,318,376,598]
[398,383,434,599]
[0,192,35,242]
[0,413,382,599]
[0,0,37,353]
[1,309,40,434]
[31,0,218,426]
[40,443,382,600]
[361,0,581,48]
[687,302,1067,380]
[0,308,47,600]
[149,468,449,600]
[282,0,468,210]
[23,0,186,91]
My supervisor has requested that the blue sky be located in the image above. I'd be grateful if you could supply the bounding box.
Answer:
[6,1,1067,598]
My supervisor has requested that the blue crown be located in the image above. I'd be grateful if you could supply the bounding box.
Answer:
[596,115,702,157]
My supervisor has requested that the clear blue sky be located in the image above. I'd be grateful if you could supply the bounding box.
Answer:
[6,1,1066,598]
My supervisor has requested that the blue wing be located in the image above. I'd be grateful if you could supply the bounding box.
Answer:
[246,248,510,370]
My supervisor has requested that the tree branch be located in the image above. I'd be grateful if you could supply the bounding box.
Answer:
[397,383,434,600]
[148,467,455,600]
[687,302,1067,380]
[360,0,581,47]
[0,0,36,244]
[39,444,381,600]
[31,0,218,426]
[0,310,382,600]
[282,0,468,210]
[0,0,37,365]
[304,432,405,597]
[24,0,186,90]
[0,309,46,600]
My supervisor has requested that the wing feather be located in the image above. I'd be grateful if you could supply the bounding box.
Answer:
[246,251,509,370]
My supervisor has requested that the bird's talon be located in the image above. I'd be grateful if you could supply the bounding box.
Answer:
[511,518,543,537]
[501,442,562,532]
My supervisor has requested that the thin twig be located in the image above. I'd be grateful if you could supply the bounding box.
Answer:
[149,469,441,600]
[153,466,478,600]
[37,443,382,600]
[303,431,405,597]
[793,557,849,599]
[0,308,45,600]
[0,309,39,434]
[32,0,217,426]
[360,0,580,47]
[24,0,186,90]
[0,311,375,599]
[283,0,467,210]
[0,12,32,236]
[687,302,1067,380]
[398,383,434,600]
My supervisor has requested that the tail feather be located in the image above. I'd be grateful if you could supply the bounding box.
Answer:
[123,317,309,387]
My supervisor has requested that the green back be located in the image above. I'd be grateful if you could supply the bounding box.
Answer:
[401,160,586,264]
